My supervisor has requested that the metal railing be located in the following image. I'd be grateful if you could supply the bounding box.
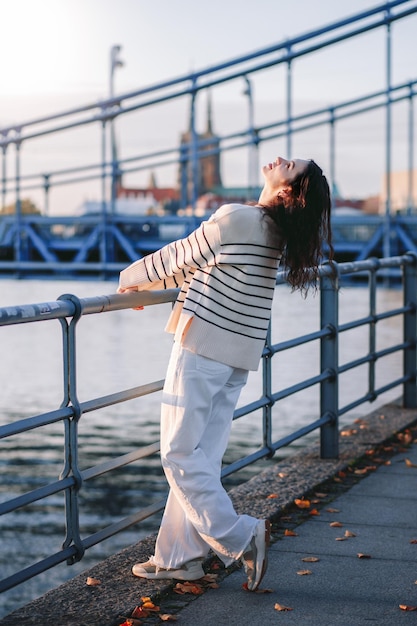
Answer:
[0,253,416,593]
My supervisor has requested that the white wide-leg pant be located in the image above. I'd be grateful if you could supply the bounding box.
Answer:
[153,342,259,569]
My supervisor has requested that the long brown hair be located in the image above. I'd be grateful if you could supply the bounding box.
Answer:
[261,160,334,295]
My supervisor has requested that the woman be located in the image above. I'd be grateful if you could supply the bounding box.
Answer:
[117,156,333,591]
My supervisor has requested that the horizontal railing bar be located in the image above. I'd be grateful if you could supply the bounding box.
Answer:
[338,342,409,375]
[270,327,331,355]
[338,307,409,333]
[81,442,161,481]
[271,371,331,403]
[221,447,272,477]
[0,476,75,515]
[0,407,73,439]
[0,545,78,593]
[234,397,268,420]
[339,377,409,415]
[80,381,165,414]
[221,413,333,476]
[270,414,334,452]
[81,497,168,549]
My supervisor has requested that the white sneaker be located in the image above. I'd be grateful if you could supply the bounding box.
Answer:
[241,519,271,591]
[132,558,205,580]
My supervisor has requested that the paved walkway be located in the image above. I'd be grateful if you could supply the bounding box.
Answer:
[168,439,417,625]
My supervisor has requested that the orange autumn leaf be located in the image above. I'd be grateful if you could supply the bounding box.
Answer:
[159,614,178,622]
[330,521,343,527]
[267,493,279,499]
[309,508,320,516]
[174,581,204,595]
[399,605,417,611]
[341,428,357,436]
[278,472,288,478]
[410,539,417,544]
[284,529,298,536]
[335,537,347,541]
[357,553,371,559]
[86,577,101,586]
[294,498,310,509]
[345,530,356,537]
[275,603,293,612]
[132,606,148,618]
[302,556,320,562]
[297,569,312,575]
[397,431,413,445]
[405,458,417,468]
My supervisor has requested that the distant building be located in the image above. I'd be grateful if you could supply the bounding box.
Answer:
[178,93,222,205]
[380,170,417,214]
[117,172,180,214]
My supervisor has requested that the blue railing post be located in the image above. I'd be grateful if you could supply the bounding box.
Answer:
[403,252,417,408]
[319,264,339,458]
[262,324,273,454]
[58,294,85,564]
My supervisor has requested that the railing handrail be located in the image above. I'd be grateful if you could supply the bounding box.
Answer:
[1,253,416,594]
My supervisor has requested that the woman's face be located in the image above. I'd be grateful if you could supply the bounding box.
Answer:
[262,157,309,191]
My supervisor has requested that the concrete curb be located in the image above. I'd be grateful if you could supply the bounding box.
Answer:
[2,400,416,626]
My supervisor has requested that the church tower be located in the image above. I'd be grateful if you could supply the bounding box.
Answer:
[178,92,222,205]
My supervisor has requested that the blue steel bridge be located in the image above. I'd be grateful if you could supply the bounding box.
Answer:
[1,0,417,279]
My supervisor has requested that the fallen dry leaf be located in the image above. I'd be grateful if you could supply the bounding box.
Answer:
[297,569,312,575]
[335,537,347,541]
[345,530,356,537]
[341,428,357,436]
[294,498,310,509]
[86,577,101,586]
[315,492,327,498]
[274,603,293,611]
[399,605,417,611]
[326,508,340,513]
[309,508,320,516]
[410,539,417,544]
[267,493,279,499]
[405,458,417,468]
[397,431,413,445]
[302,556,320,562]
[159,614,178,621]
[357,553,371,559]
[330,521,343,528]
[278,472,288,478]
[284,529,298,536]
[174,582,204,595]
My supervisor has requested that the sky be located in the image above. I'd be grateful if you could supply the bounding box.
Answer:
[1,0,417,213]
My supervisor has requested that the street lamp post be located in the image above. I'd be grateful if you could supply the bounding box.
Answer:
[243,75,258,200]
[109,45,124,218]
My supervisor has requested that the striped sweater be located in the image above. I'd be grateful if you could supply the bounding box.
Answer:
[119,203,282,370]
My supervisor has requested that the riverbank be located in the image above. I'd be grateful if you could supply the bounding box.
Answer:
[2,399,416,626]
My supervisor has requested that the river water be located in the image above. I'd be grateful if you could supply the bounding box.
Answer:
[0,278,402,619]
